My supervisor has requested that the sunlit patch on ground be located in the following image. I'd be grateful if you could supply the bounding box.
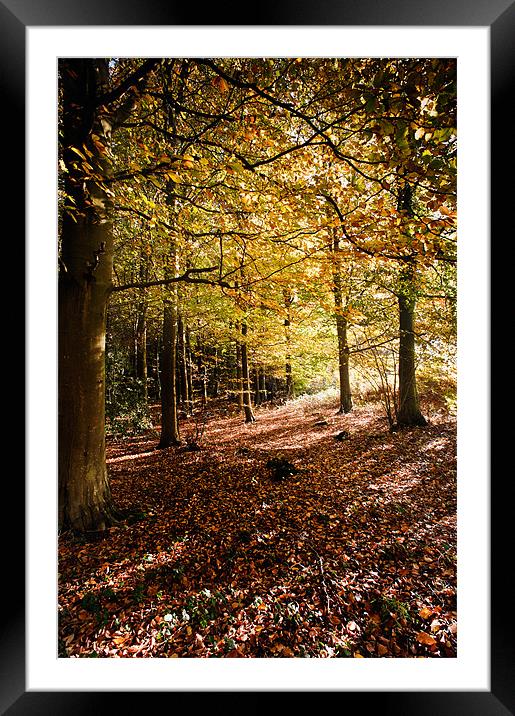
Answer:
[59,394,457,658]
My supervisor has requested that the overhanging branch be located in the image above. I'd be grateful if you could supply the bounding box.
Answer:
[111,266,231,293]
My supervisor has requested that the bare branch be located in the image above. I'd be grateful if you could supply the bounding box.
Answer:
[111,266,231,293]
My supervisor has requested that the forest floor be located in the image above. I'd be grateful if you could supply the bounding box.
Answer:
[58,392,457,659]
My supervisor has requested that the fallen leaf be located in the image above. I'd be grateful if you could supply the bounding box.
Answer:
[419,607,433,620]
[416,631,437,646]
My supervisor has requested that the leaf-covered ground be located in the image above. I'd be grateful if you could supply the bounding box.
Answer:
[58,394,457,658]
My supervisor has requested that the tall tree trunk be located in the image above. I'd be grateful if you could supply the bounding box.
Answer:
[395,184,427,428]
[258,366,267,404]
[235,339,243,409]
[177,314,190,414]
[59,57,158,531]
[332,230,352,413]
[252,367,260,406]
[397,263,427,427]
[211,347,220,398]
[185,327,194,414]
[240,323,255,423]
[159,225,181,446]
[135,300,147,402]
[158,300,181,447]
[59,230,119,530]
[335,315,352,414]
[58,59,120,531]
[155,335,161,401]
[197,337,208,408]
[283,290,294,399]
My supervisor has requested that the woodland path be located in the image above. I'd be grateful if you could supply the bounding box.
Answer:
[59,394,457,658]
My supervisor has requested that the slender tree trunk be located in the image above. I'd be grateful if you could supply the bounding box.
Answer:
[285,361,293,400]
[397,264,427,427]
[155,335,161,401]
[59,59,121,531]
[135,300,147,402]
[177,314,190,414]
[252,367,260,406]
[197,337,208,407]
[185,327,194,414]
[211,347,220,398]
[335,315,352,414]
[235,339,243,409]
[175,349,182,406]
[159,226,181,446]
[258,366,267,403]
[283,290,294,399]
[395,184,427,428]
[135,239,149,401]
[241,323,255,423]
[332,231,352,413]
[158,300,181,447]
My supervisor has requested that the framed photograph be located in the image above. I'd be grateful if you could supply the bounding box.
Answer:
[9,0,506,712]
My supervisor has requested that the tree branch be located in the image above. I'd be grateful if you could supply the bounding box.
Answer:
[111,266,231,293]
[96,59,161,108]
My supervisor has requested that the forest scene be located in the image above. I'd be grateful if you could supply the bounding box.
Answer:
[58,57,457,659]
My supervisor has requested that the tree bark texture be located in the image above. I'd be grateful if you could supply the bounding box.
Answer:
[258,366,267,404]
[253,368,260,406]
[235,340,244,409]
[185,327,194,415]
[240,323,256,423]
[197,338,208,407]
[177,314,190,414]
[283,290,294,399]
[158,301,181,447]
[58,59,120,531]
[397,265,427,427]
[135,301,148,402]
[332,231,353,414]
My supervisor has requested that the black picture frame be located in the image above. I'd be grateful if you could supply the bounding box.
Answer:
[8,1,505,713]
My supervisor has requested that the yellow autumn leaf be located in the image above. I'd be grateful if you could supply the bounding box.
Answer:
[164,171,181,183]
[430,619,442,633]
[69,146,87,161]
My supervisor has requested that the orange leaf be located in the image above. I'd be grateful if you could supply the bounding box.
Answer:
[416,631,436,646]
[418,607,433,620]
[113,634,130,646]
